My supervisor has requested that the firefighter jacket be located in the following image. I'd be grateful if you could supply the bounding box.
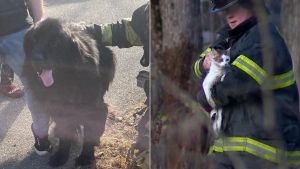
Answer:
[84,2,149,48]
[192,16,300,163]
[84,2,149,66]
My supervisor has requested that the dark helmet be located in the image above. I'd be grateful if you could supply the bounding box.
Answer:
[211,0,238,13]
[211,0,269,14]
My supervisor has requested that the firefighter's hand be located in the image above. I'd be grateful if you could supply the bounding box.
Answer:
[203,51,214,70]
[131,2,149,66]
[131,2,149,46]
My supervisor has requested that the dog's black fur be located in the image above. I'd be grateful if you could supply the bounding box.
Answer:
[22,18,115,167]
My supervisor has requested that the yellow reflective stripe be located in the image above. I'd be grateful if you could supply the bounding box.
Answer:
[232,55,267,84]
[213,137,300,163]
[287,151,300,156]
[122,18,143,46]
[246,147,281,163]
[213,97,223,106]
[200,48,212,58]
[232,55,295,89]
[194,47,212,79]
[272,70,295,89]
[221,137,280,154]
[194,59,203,79]
[213,146,282,163]
[101,24,112,46]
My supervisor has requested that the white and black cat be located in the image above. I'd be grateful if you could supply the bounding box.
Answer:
[202,48,230,137]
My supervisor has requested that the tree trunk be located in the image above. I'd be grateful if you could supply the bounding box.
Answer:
[151,0,212,168]
[281,1,300,106]
[151,0,202,117]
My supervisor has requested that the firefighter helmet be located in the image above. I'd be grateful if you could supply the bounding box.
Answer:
[210,0,269,14]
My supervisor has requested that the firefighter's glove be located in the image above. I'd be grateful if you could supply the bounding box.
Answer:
[131,2,149,67]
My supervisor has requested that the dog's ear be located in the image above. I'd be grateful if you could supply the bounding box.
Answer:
[69,33,100,76]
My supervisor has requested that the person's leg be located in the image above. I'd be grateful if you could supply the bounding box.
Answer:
[0,63,24,98]
[0,27,51,155]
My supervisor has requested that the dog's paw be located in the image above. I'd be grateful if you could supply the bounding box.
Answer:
[49,153,68,167]
[75,155,95,167]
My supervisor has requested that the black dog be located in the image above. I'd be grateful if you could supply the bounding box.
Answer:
[22,18,115,167]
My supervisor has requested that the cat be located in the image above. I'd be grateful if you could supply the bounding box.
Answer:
[202,48,230,138]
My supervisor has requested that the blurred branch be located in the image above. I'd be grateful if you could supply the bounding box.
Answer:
[153,69,211,124]
[253,0,275,131]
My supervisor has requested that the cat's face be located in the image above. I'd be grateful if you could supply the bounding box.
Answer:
[212,48,230,67]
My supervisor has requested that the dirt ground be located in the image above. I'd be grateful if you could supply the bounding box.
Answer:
[90,100,148,169]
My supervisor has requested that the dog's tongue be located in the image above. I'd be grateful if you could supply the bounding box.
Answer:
[40,69,54,87]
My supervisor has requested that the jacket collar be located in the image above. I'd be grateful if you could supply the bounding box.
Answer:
[217,16,258,41]
[228,16,258,38]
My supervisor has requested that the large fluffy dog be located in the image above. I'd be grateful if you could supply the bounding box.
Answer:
[22,18,115,167]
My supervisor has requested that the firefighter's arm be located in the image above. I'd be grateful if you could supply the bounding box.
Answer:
[192,39,229,110]
[192,36,230,86]
[84,2,149,48]
[84,19,142,47]
[192,47,218,112]
[209,40,270,106]
[191,47,212,86]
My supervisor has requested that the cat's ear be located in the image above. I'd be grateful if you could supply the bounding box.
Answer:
[226,48,231,56]
[211,48,218,56]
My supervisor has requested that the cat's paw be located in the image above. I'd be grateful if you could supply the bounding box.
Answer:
[207,97,216,108]
[221,74,226,82]
[213,122,219,138]
[212,109,222,138]
[210,109,217,121]
[213,119,221,138]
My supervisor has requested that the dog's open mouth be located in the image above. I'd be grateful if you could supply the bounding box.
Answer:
[37,69,55,87]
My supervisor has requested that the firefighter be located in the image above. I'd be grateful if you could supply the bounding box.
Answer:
[84,2,149,67]
[192,0,300,168]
